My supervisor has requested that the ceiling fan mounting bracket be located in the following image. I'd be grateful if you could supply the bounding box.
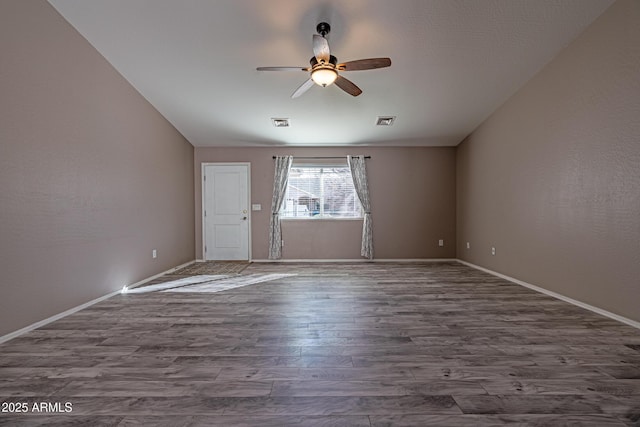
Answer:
[316,22,331,38]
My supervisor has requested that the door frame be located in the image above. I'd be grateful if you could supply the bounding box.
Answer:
[201,162,252,261]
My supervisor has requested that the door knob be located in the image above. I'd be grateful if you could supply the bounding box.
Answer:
[242,216,247,220]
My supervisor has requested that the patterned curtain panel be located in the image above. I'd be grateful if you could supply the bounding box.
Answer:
[269,156,293,259]
[348,155,373,259]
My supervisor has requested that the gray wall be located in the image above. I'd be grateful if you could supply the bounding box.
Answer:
[0,1,195,337]
[195,147,457,260]
[457,0,640,322]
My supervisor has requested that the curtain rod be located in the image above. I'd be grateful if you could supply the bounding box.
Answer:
[272,156,371,159]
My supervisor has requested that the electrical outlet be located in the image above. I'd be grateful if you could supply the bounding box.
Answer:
[491,247,496,256]
[466,242,470,249]
[152,249,157,259]
[438,239,444,247]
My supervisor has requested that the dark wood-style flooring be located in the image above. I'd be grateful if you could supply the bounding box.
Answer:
[1,262,639,426]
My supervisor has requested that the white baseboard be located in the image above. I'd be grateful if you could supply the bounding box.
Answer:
[0,260,196,344]
[375,258,458,263]
[457,259,640,330]
[251,258,457,263]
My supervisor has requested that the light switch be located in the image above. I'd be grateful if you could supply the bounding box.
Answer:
[252,204,262,211]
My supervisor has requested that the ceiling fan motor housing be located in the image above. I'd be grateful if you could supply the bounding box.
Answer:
[310,55,337,67]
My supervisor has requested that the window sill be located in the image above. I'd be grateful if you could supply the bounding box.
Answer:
[281,217,364,222]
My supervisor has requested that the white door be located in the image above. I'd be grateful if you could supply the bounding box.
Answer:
[203,164,250,260]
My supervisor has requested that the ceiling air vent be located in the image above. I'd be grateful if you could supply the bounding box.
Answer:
[271,118,290,127]
[376,116,395,126]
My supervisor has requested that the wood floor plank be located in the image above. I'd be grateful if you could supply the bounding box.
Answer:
[270,380,487,396]
[216,395,462,416]
[370,414,628,426]
[452,394,639,415]
[190,415,371,427]
[215,367,415,382]
[480,378,640,396]
[410,365,612,381]
[0,416,126,427]
[51,380,274,398]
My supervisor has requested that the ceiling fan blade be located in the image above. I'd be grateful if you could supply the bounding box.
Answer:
[257,66,308,71]
[291,78,315,98]
[312,34,330,63]
[337,58,392,71]
[334,75,362,97]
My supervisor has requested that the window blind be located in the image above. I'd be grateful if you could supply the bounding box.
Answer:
[281,165,362,219]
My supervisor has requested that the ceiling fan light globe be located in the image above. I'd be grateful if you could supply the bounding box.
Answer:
[311,68,337,87]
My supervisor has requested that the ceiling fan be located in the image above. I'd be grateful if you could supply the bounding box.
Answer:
[257,22,391,98]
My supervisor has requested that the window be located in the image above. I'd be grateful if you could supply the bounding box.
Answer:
[281,165,362,219]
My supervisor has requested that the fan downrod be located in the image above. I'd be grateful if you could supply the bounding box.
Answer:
[316,22,331,37]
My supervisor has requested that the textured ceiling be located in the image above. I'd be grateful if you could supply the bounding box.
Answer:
[48,0,614,147]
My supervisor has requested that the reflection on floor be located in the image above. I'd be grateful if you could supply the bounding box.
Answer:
[125,275,230,294]
[129,273,297,294]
